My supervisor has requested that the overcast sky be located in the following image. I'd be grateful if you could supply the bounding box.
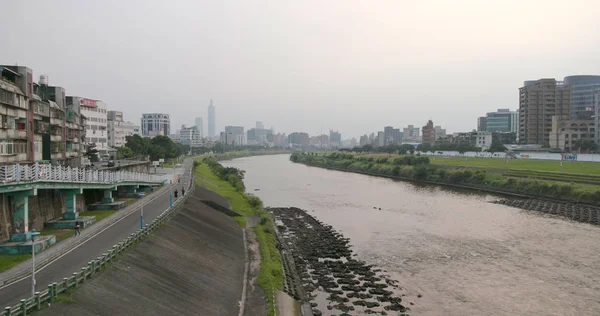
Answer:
[3,0,600,138]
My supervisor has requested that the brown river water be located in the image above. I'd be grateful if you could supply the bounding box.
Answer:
[223,154,600,316]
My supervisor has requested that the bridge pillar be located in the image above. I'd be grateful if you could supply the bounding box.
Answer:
[7,189,38,242]
[58,188,83,220]
[103,188,116,203]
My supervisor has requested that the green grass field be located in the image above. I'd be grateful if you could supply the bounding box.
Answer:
[194,158,281,316]
[430,156,600,175]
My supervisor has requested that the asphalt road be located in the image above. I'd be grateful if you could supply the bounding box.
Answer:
[0,164,191,307]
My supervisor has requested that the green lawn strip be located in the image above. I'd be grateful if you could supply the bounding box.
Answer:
[292,152,600,204]
[0,254,31,273]
[40,228,74,243]
[430,156,600,175]
[194,158,281,316]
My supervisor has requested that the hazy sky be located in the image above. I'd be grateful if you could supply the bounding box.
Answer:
[3,0,600,138]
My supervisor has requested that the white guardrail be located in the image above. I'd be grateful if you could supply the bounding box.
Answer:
[0,163,163,184]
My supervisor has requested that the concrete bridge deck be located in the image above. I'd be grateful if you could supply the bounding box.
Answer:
[0,162,165,247]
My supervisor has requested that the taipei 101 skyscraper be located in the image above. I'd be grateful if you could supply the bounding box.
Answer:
[208,98,215,137]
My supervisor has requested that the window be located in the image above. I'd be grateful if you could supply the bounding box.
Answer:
[7,116,16,130]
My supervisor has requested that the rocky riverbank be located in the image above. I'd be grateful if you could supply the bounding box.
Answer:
[270,207,416,316]
[492,198,600,225]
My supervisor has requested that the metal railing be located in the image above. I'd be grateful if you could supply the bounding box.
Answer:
[1,160,194,316]
[0,163,163,185]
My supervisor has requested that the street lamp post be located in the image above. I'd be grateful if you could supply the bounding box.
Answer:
[140,198,144,229]
[30,229,41,296]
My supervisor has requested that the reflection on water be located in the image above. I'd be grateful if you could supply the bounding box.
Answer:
[224,154,600,316]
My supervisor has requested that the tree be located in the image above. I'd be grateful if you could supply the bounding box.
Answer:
[125,135,150,156]
[573,139,598,153]
[117,146,134,159]
[85,144,99,162]
[417,143,433,153]
[487,141,507,153]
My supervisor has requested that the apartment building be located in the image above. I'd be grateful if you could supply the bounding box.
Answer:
[77,97,109,154]
[107,110,139,148]
[179,125,202,148]
[518,79,571,145]
[421,120,436,145]
[0,65,85,165]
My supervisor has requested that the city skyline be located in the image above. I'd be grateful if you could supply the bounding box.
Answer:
[3,1,599,138]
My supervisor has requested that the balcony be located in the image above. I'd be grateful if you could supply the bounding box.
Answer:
[51,135,63,142]
[50,117,64,126]
[6,129,27,139]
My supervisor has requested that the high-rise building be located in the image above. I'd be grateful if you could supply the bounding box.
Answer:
[434,126,446,138]
[256,121,264,129]
[288,132,309,148]
[247,128,271,145]
[519,79,571,145]
[79,98,109,153]
[208,99,215,137]
[141,113,170,137]
[107,111,139,148]
[224,126,244,145]
[179,125,202,148]
[194,117,204,138]
[359,135,368,146]
[477,117,487,132]
[485,109,518,133]
[564,75,600,120]
[329,130,341,147]
[421,120,436,145]
[377,131,385,147]
[402,125,420,141]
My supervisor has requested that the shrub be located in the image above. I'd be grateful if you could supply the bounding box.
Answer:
[413,165,429,180]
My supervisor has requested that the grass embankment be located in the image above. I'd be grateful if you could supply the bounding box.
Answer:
[194,157,282,316]
[0,254,31,273]
[291,152,600,205]
[430,156,600,175]
[206,150,292,161]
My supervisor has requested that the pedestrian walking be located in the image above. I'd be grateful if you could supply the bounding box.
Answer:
[74,221,81,237]
[174,189,178,199]
[182,186,185,196]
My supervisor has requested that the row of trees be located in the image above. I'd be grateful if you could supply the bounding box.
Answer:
[344,142,488,155]
[122,135,189,161]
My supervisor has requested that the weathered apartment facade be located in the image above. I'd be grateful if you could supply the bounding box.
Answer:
[0,65,86,166]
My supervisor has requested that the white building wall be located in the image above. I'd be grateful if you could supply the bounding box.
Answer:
[79,99,108,152]
[108,120,137,148]
[475,131,493,150]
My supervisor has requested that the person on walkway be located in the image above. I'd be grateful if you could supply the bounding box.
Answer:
[74,221,81,237]
[174,189,178,200]
[182,186,185,196]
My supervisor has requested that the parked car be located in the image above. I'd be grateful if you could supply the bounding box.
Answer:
[107,160,115,167]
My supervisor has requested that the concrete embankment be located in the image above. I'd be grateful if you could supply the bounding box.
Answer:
[38,188,246,316]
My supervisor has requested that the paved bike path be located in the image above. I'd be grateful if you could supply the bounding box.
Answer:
[0,164,192,307]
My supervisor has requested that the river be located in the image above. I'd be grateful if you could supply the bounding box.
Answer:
[223,154,600,316]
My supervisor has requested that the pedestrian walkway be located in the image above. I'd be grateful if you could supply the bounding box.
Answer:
[0,182,173,286]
